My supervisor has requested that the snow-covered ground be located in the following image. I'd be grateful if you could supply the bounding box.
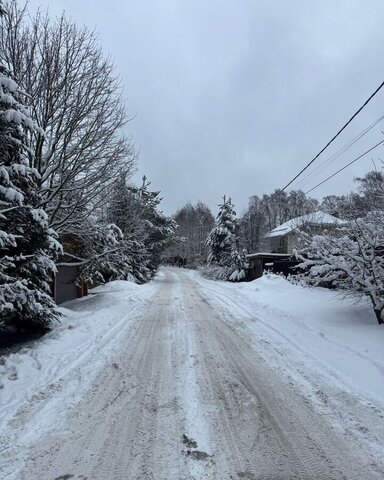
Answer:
[0,278,157,478]
[1,268,383,479]
[191,270,384,401]
[189,269,384,462]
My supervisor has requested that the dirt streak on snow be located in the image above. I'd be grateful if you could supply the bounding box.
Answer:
[169,278,215,478]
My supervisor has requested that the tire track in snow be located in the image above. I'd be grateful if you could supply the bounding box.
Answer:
[178,270,381,480]
[13,268,383,480]
[190,272,384,476]
[19,272,187,480]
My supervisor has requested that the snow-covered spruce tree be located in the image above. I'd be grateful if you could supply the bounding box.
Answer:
[228,247,248,281]
[206,196,247,281]
[207,196,236,266]
[75,222,130,287]
[295,213,384,325]
[104,175,152,283]
[0,16,61,331]
[124,176,176,278]
[104,175,176,284]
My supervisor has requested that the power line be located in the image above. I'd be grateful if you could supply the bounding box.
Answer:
[304,140,384,195]
[292,113,384,190]
[266,78,384,205]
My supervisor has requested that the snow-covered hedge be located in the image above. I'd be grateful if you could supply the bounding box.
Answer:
[296,213,384,325]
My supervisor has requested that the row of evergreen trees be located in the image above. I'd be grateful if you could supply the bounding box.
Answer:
[65,176,176,290]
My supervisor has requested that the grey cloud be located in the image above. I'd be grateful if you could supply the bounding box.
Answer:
[26,0,384,215]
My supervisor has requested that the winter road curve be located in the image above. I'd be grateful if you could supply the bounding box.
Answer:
[19,268,382,480]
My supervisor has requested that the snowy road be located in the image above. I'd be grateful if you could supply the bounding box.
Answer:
[6,269,384,479]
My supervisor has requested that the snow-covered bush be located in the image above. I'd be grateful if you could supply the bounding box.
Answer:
[296,213,384,325]
[200,264,234,281]
[228,269,246,282]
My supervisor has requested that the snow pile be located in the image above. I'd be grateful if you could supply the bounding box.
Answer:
[90,279,142,293]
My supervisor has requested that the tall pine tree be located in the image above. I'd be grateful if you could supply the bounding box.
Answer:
[0,3,61,332]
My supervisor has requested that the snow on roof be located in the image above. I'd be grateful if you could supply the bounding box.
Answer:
[266,211,346,238]
[246,252,291,259]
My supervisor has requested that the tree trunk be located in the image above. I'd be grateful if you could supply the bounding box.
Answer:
[373,308,384,325]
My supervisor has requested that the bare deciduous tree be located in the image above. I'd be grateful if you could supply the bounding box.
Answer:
[0,1,136,235]
[170,202,214,266]
[239,190,319,253]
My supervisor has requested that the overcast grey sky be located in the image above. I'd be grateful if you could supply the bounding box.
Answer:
[26,0,384,215]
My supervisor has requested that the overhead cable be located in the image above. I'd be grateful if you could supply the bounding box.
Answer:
[266,78,384,204]
[304,140,384,195]
[293,113,384,190]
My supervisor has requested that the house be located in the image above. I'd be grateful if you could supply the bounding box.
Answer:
[266,211,346,255]
[245,211,346,280]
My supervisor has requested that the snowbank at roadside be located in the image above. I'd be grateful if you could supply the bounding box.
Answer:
[90,279,142,294]
[190,270,384,403]
[0,278,156,475]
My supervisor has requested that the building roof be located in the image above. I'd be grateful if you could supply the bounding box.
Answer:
[246,252,292,259]
[266,211,346,238]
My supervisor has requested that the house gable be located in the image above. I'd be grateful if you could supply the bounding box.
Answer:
[266,211,346,254]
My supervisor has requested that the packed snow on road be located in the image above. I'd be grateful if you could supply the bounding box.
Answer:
[1,268,383,479]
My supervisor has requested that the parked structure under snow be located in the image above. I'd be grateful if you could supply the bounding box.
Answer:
[52,236,88,304]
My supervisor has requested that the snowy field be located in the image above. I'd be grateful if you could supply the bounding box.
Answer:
[0,268,383,479]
